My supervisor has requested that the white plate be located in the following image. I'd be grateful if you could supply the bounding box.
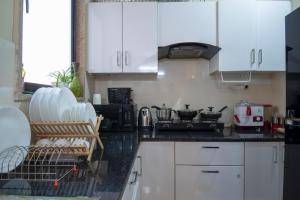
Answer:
[47,88,61,121]
[29,87,47,121]
[57,87,77,121]
[39,88,52,121]
[85,103,97,126]
[0,107,31,173]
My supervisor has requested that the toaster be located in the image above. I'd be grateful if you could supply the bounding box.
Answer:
[234,101,264,127]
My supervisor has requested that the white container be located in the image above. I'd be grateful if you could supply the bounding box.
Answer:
[93,94,101,105]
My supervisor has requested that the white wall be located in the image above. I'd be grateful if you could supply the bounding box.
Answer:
[94,60,277,125]
[0,0,18,107]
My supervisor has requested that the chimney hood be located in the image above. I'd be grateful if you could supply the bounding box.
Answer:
[158,42,221,60]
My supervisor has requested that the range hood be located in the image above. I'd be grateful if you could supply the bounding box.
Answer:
[158,42,221,60]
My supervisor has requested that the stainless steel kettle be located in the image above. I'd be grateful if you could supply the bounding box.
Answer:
[138,107,153,129]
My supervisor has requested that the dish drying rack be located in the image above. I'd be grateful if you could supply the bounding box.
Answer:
[0,116,104,188]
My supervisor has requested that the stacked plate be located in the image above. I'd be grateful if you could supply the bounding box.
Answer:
[29,87,97,147]
[29,87,97,126]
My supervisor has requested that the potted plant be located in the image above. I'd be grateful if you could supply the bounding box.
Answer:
[49,68,72,88]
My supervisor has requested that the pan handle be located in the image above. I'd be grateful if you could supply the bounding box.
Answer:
[218,106,228,113]
[172,110,177,113]
[151,106,161,110]
[198,109,204,113]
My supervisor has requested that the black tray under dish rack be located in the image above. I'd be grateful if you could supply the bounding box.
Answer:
[0,117,104,189]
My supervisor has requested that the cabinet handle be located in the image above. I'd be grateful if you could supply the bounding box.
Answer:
[202,170,220,174]
[130,171,138,185]
[250,48,255,65]
[273,146,278,164]
[125,51,129,66]
[117,51,121,67]
[202,146,220,149]
[137,155,142,176]
[258,49,263,66]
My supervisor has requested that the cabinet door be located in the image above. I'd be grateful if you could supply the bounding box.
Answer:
[140,142,174,200]
[256,1,291,71]
[218,0,256,71]
[122,2,158,73]
[88,3,122,73]
[158,2,216,46]
[176,165,244,200]
[245,142,282,200]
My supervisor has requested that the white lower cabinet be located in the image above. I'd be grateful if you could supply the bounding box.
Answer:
[140,142,175,200]
[122,147,142,200]
[176,165,244,200]
[245,142,284,200]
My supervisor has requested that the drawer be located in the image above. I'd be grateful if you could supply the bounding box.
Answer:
[175,142,244,165]
[176,165,244,200]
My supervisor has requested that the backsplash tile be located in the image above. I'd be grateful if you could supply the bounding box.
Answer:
[94,59,281,124]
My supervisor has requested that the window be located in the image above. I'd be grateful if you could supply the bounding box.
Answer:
[22,0,73,86]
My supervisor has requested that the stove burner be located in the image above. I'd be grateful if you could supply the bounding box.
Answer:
[155,120,224,133]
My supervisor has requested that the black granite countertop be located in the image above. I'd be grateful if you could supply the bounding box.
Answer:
[0,129,284,200]
[139,128,284,142]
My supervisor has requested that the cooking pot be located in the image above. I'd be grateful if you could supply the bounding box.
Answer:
[200,106,228,121]
[176,104,203,121]
[151,104,175,121]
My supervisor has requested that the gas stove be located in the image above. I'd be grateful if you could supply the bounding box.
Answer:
[155,119,224,134]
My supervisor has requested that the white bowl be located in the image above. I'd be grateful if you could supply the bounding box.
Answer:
[36,139,53,146]
[72,138,90,148]
[53,139,71,146]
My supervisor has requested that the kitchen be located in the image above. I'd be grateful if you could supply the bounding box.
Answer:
[0,0,300,199]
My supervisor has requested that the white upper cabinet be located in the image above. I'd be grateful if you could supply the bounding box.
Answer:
[214,0,257,72]
[256,1,291,71]
[87,2,158,74]
[210,0,291,73]
[88,3,123,73]
[158,2,216,46]
[123,2,158,73]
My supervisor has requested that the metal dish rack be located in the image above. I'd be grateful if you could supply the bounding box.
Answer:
[0,116,104,188]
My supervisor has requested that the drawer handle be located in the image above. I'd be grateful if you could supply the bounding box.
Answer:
[202,146,220,149]
[130,171,138,185]
[202,170,220,174]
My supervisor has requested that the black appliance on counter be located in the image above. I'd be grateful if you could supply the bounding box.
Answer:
[108,88,132,104]
[284,7,300,200]
[94,104,137,132]
[155,119,224,135]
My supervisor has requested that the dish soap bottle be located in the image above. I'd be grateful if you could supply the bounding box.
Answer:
[69,62,83,97]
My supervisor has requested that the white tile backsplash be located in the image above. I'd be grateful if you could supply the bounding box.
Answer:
[94,59,283,124]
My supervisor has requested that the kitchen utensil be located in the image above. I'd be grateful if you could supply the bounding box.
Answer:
[0,107,31,173]
[151,104,175,121]
[200,106,228,121]
[138,107,153,129]
[176,104,203,121]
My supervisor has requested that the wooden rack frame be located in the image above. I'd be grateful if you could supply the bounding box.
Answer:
[30,115,104,162]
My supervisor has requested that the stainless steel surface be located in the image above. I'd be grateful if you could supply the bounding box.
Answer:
[138,107,153,128]
[152,104,174,121]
